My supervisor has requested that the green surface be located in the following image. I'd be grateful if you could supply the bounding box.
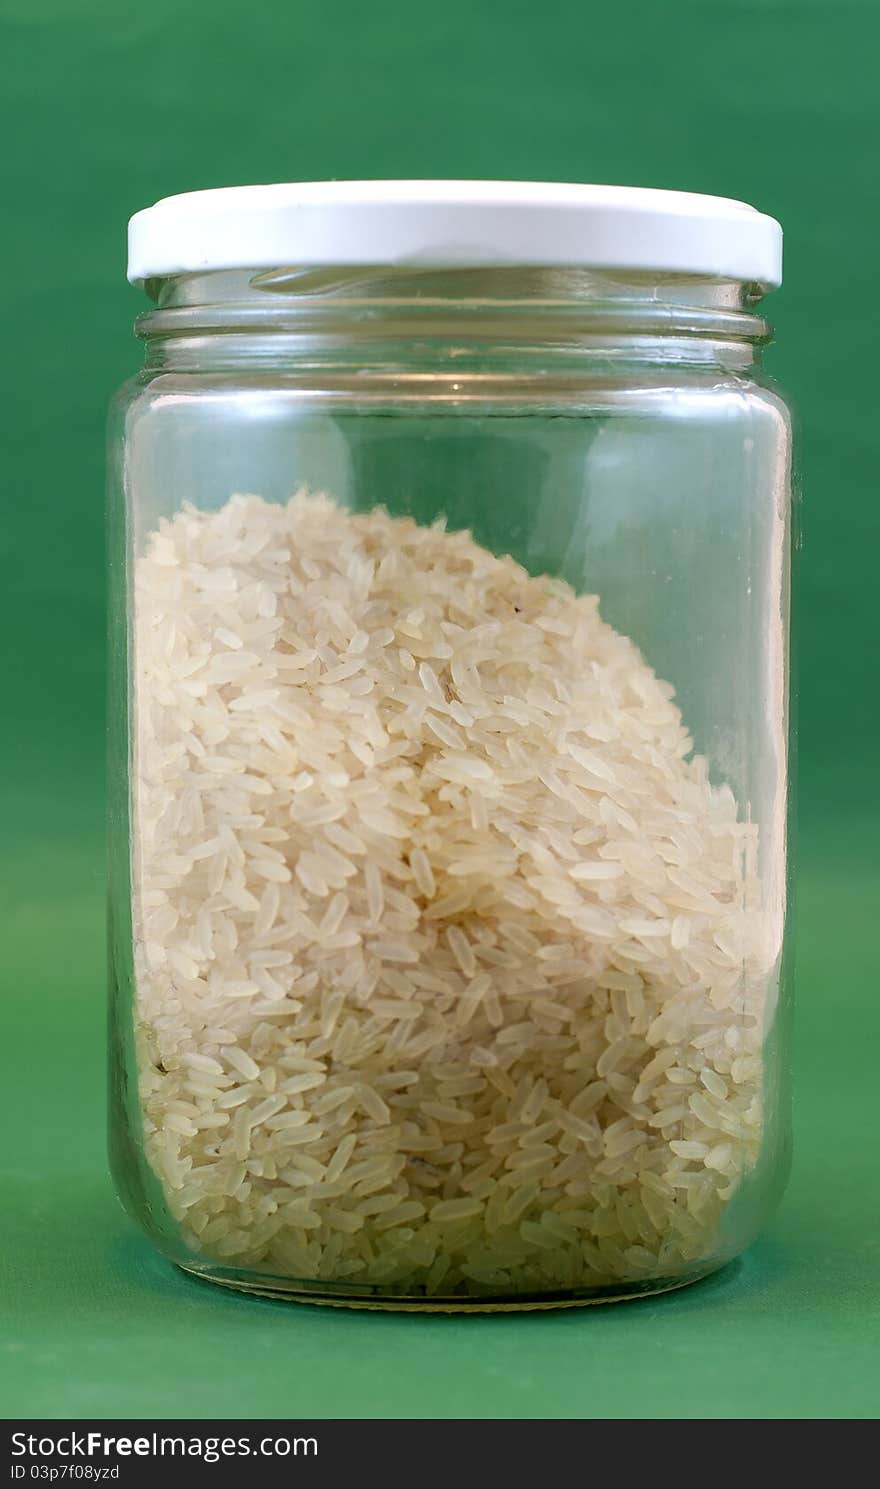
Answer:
[2,0,878,1420]
[4,868,877,1419]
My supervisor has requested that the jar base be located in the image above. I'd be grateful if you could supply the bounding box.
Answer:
[177,1260,722,1312]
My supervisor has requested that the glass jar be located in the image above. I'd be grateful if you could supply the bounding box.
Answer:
[108,183,793,1308]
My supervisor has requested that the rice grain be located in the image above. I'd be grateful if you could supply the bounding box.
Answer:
[132,491,774,1297]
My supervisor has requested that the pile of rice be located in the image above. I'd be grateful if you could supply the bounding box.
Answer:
[132,490,766,1299]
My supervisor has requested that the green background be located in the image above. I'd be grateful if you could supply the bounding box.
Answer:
[2,0,877,1420]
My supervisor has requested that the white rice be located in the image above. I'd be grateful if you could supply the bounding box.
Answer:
[132,490,771,1297]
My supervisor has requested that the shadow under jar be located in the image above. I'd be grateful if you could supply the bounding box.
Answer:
[108,182,794,1308]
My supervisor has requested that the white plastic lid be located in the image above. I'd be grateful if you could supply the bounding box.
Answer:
[127,180,782,288]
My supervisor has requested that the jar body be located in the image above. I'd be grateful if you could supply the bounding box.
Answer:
[108,275,793,1306]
